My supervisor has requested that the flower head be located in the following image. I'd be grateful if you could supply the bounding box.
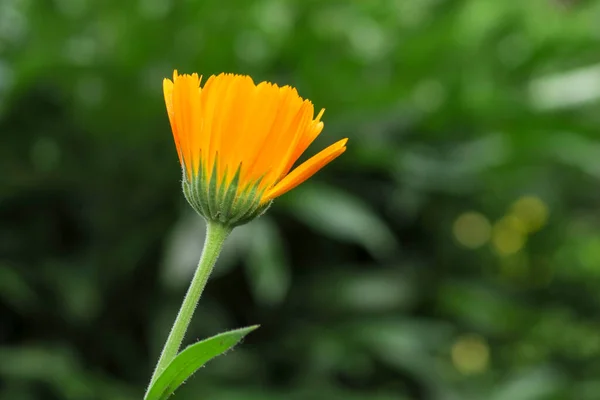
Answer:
[163,70,347,227]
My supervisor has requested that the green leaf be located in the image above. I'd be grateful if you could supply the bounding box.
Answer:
[145,325,259,400]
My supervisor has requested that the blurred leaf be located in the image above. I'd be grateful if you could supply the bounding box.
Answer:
[306,268,417,313]
[490,367,566,400]
[529,64,600,111]
[161,213,208,288]
[161,212,240,288]
[282,183,397,260]
[0,346,137,400]
[438,280,532,335]
[0,265,37,311]
[548,132,600,179]
[240,219,291,306]
[0,346,78,382]
[353,319,454,369]
[145,325,259,400]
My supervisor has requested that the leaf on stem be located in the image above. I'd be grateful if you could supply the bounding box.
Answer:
[145,325,259,400]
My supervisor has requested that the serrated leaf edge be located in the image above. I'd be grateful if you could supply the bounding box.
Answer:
[145,325,259,400]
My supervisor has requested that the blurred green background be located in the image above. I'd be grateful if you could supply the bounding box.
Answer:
[2,0,600,399]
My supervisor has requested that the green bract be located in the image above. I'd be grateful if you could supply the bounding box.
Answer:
[182,157,272,227]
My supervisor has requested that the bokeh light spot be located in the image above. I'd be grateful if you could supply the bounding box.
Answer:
[492,215,527,256]
[511,195,549,233]
[453,211,491,249]
[451,334,490,375]
[348,17,388,62]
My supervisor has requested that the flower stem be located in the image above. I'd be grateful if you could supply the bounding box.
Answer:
[146,221,232,396]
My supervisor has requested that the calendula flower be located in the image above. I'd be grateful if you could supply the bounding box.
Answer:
[163,70,347,227]
[147,71,348,399]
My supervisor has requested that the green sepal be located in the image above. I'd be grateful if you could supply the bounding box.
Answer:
[182,151,212,219]
[206,154,220,219]
[230,178,261,215]
[233,201,272,227]
[215,165,230,211]
[218,163,242,224]
[181,158,272,227]
[195,163,211,218]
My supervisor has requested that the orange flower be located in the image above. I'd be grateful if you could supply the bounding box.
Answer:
[163,70,347,226]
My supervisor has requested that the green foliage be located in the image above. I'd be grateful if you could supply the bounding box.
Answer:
[2,0,600,399]
[145,326,258,400]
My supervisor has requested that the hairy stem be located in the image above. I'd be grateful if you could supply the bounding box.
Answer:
[145,221,231,396]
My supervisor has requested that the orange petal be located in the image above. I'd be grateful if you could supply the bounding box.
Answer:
[279,107,325,179]
[245,85,304,185]
[262,138,348,202]
[173,72,202,177]
[269,101,314,184]
[163,78,183,167]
